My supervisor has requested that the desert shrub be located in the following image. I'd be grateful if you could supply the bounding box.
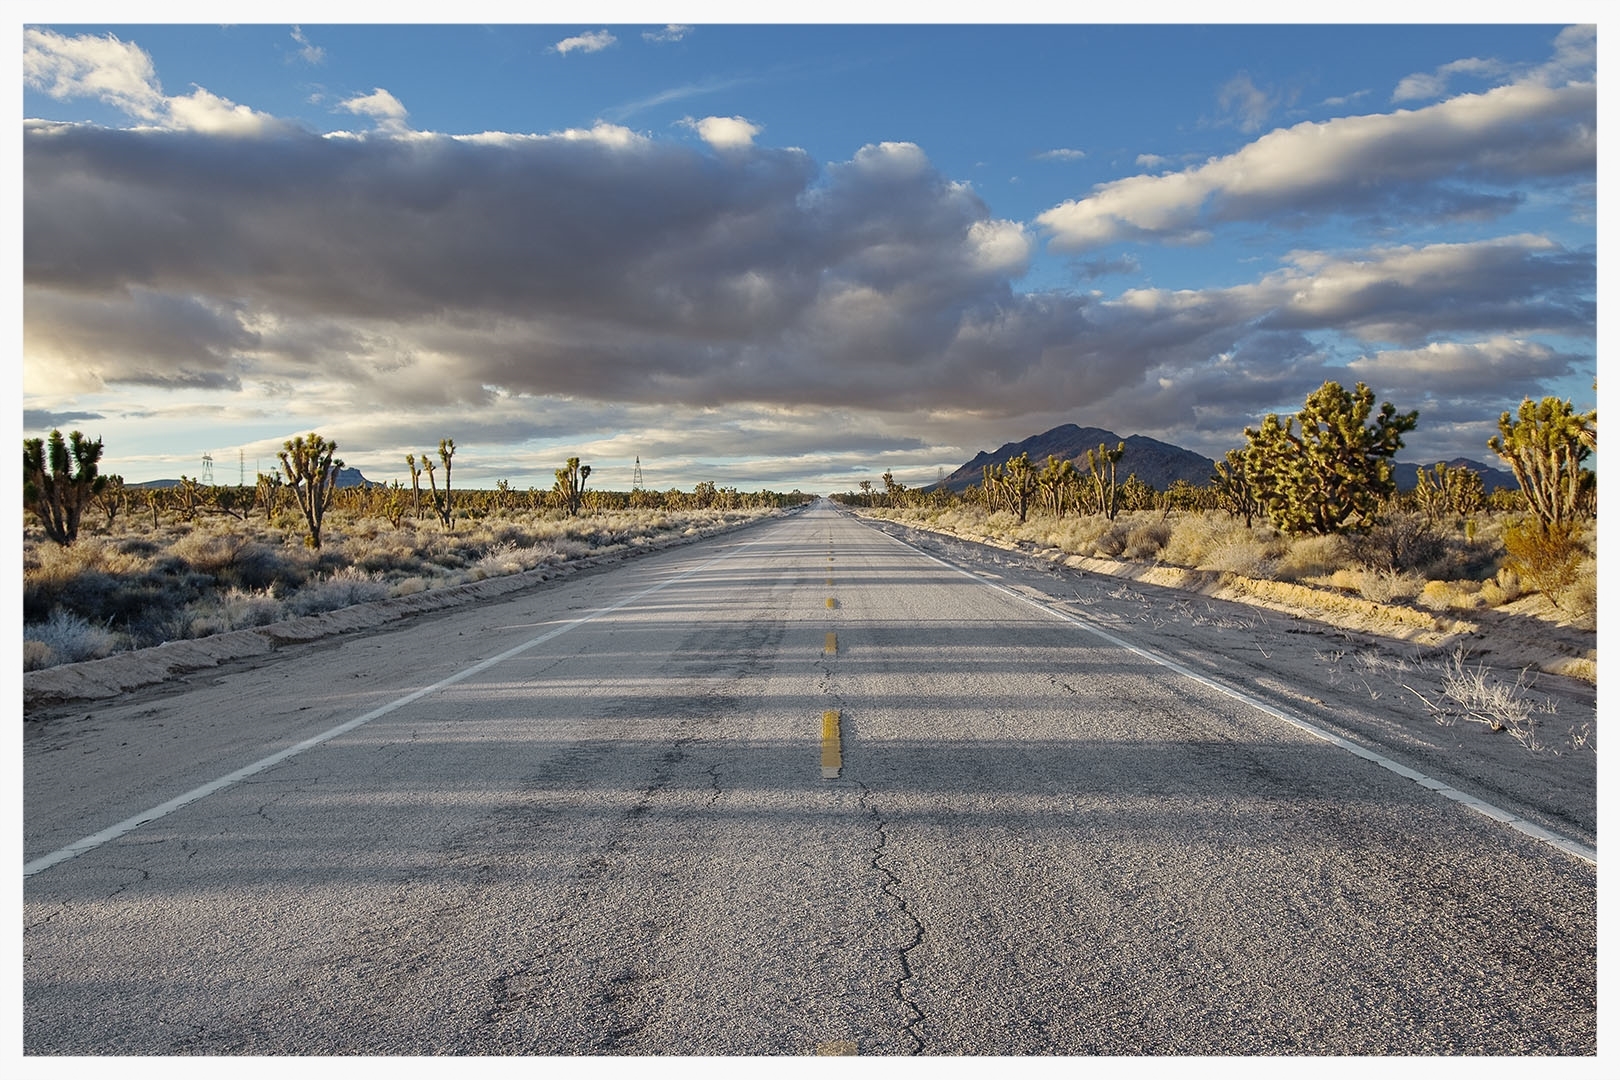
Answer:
[1121,519,1172,560]
[1350,568,1426,604]
[1091,519,1133,558]
[286,567,390,616]
[1352,512,1451,576]
[389,576,429,597]
[1038,514,1113,556]
[169,529,289,590]
[348,535,429,576]
[1274,532,1354,582]
[24,610,122,667]
[1555,558,1597,620]
[1478,568,1522,608]
[1201,536,1279,578]
[1160,513,1218,567]
[1501,519,1586,603]
[1418,579,1485,611]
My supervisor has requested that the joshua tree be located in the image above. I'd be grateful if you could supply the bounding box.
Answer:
[255,471,284,522]
[1244,380,1416,535]
[1413,461,1485,527]
[554,456,592,516]
[1038,455,1080,518]
[1083,441,1126,521]
[433,438,456,527]
[23,429,105,545]
[1211,448,1257,528]
[405,453,423,520]
[93,474,127,530]
[277,432,344,549]
[1488,396,1596,526]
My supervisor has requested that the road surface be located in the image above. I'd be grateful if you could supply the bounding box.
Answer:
[23,504,1596,1054]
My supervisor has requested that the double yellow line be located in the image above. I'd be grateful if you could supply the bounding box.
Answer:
[822,535,842,779]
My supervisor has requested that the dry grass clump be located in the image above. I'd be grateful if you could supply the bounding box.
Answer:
[23,610,123,669]
[1478,569,1522,608]
[1417,579,1486,611]
[1121,519,1172,560]
[1351,568,1427,604]
[1038,514,1114,556]
[1200,536,1280,578]
[1274,532,1354,582]
[1405,649,1560,751]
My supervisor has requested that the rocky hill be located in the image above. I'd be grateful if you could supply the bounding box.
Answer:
[933,425,1215,492]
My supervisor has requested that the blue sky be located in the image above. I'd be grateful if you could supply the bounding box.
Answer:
[19,7,1603,491]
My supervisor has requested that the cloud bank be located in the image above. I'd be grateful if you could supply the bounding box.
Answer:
[21,26,1597,479]
[1038,77,1594,251]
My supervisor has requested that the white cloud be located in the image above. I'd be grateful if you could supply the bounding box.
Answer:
[290,26,325,66]
[24,28,166,120]
[1134,153,1168,169]
[683,115,762,151]
[966,220,1033,276]
[1321,89,1371,108]
[1036,148,1085,161]
[1038,77,1595,251]
[340,88,409,133]
[1393,56,1511,103]
[166,87,284,136]
[23,28,285,135]
[644,25,691,44]
[1217,72,1278,133]
[554,30,617,55]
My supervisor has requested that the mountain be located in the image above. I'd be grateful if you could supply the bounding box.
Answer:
[130,467,374,489]
[932,424,1521,495]
[933,424,1216,492]
[1391,458,1517,492]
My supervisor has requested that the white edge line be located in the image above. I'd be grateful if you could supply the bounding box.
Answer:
[24,534,773,878]
[874,524,1597,867]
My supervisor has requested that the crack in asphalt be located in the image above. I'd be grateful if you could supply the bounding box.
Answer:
[856,780,926,1055]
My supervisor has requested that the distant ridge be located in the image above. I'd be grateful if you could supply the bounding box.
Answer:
[932,425,1521,494]
[932,424,1215,492]
[130,467,373,490]
[1391,458,1517,493]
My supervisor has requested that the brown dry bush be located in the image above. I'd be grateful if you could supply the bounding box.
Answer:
[1352,512,1454,577]
[1121,519,1172,560]
[1501,519,1588,605]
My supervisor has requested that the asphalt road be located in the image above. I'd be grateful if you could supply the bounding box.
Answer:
[22,503,1597,1054]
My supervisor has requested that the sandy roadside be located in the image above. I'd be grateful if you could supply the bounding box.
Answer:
[849,510,1597,686]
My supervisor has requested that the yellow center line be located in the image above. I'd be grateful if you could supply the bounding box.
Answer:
[821,709,842,778]
[824,631,837,653]
[826,597,837,609]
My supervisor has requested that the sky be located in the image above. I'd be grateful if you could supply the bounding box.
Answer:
[16,5,1604,493]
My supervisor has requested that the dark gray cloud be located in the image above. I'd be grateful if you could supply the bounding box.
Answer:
[24,408,104,433]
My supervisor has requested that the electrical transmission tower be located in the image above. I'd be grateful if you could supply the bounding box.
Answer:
[200,453,214,484]
[632,456,644,490]
[239,449,246,487]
